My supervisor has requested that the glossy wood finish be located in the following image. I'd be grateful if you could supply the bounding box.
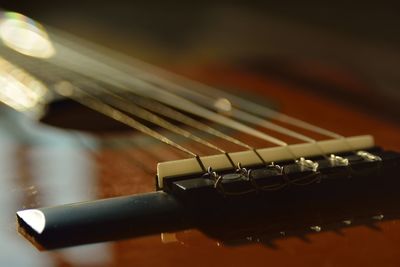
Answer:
[4,66,400,267]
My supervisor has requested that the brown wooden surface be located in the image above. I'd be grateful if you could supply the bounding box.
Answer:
[5,65,400,267]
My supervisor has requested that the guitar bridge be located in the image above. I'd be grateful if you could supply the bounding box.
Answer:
[162,148,399,199]
[157,135,399,200]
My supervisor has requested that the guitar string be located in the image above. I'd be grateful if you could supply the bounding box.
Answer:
[142,76,344,140]
[125,95,254,150]
[50,26,384,172]
[46,54,330,164]
[3,32,343,165]
[99,74,331,160]
[54,76,270,167]
[55,77,273,166]
[0,25,366,197]
[86,88,228,154]
[74,79,253,151]
[130,77,331,159]
[97,92,243,167]
[52,82,230,171]
[46,27,357,160]
[8,55,346,189]
[5,51,256,169]
[91,89,259,170]
[46,60,303,165]
[36,28,372,193]
[48,41,329,145]
[2,41,328,175]
[48,27,343,139]
[77,81,258,166]
[46,40,340,159]
[63,58,334,163]
[13,39,322,164]
[75,79,328,162]
[54,81,198,158]
[46,46,291,147]
[66,80,345,180]
[47,30,376,186]
[50,85,314,195]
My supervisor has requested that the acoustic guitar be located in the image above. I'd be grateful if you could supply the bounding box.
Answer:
[1,10,400,267]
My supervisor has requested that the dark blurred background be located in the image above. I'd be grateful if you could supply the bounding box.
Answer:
[1,1,400,123]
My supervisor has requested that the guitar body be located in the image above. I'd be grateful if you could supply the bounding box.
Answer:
[105,67,400,267]
[0,8,400,267]
[1,64,398,267]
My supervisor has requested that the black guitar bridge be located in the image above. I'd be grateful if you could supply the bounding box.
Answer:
[163,148,400,201]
